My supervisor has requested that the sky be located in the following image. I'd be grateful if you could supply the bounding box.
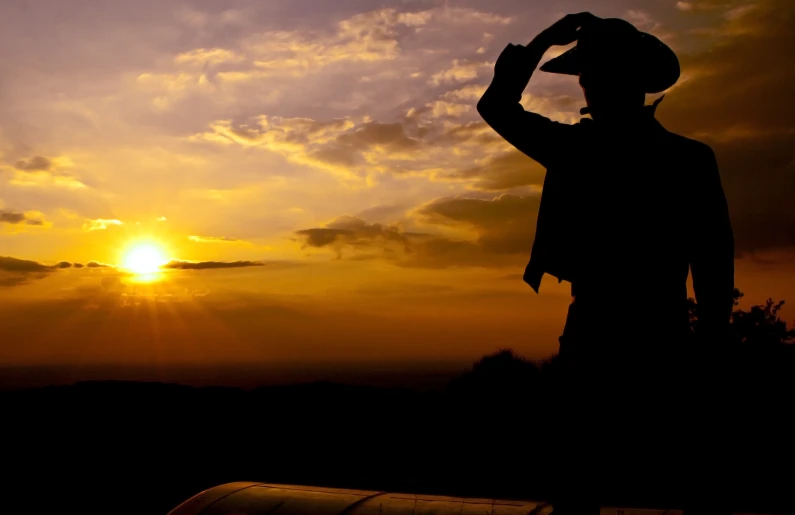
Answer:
[1,0,794,382]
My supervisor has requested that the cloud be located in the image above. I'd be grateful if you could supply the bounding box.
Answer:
[0,256,54,287]
[82,219,123,231]
[188,235,241,243]
[174,48,244,66]
[189,74,582,187]
[191,115,424,180]
[190,81,522,186]
[676,1,725,11]
[0,210,46,226]
[295,194,540,267]
[14,156,53,172]
[240,8,410,76]
[163,260,264,270]
[624,10,662,33]
[434,150,546,191]
[5,154,89,190]
[232,5,510,79]
[86,261,112,268]
[173,5,529,187]
[414,194,540,254]
[295,228,354,249]
[440,84,488,103]
[295,215,426,258]
[429,59,494,86]
[0,256,52,273]
[155,4,503,104]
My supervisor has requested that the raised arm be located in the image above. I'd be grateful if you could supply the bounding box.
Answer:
[690,146,735,341]
[477,13,597,169]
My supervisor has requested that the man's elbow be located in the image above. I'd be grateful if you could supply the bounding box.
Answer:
[477,97,505,129]
[476,97,493,120]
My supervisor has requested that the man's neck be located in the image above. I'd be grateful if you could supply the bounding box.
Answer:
[590,106,647,126]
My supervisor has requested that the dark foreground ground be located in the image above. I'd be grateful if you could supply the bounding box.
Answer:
[1,348,794,515]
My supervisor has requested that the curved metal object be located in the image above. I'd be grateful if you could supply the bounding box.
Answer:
[168,482,683,515]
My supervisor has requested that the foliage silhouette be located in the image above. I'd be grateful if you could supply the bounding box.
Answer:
[688,288,795,345]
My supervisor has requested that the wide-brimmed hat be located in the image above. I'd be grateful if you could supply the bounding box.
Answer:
[540,17,680,94]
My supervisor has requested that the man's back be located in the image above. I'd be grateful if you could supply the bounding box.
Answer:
[557,116,728,337]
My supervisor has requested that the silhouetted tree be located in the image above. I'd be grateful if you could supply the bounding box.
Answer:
[445,348,542,407]
[732,296,795,346]
[688,288,795,346]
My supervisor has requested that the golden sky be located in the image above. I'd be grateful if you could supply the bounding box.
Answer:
[1,0,794,374]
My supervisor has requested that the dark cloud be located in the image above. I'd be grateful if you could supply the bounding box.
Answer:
[85,261,112,268]
[14,155,53,172]
[436,150,546,191]
[0,256,54,287]
[415,194,540,255]
[307,147,358,167]
[658,0,795,255]
[295,194,540,267]
[327,215,426,240]
[163,260,264,270]
[307,122,420,170]
[0,256,52,273]
[0,276,31,287]
[337,122,418,149]
[295,228,354,248]
[0,210,44,226]
[0,211,26,224]
[0,255,128,287]
[295,215,427,258]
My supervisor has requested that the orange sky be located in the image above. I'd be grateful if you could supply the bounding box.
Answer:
[1,0,794,377]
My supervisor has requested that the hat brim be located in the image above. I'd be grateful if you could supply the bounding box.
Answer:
[539,32,680,94]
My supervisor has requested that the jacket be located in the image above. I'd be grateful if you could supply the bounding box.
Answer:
[477,65,735,328]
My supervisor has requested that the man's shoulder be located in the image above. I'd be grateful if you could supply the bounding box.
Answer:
[656,126,716,161]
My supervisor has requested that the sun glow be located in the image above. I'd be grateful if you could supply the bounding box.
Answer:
[123,242,168,275]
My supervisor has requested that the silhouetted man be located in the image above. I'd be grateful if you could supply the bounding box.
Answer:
[478,13,734,515]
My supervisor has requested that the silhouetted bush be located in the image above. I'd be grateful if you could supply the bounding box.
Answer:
[446,348,542,407]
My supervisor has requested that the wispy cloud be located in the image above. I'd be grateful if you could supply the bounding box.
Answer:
[163,260,263,269]
[83,219,123,231]
[188,235,241,243]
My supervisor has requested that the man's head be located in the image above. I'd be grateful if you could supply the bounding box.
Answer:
[577,20,647,118]
[540,17,680,120]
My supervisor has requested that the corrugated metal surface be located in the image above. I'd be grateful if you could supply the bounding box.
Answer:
[168,482,687,515]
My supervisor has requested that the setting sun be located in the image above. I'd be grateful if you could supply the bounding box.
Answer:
[123,243,168,275]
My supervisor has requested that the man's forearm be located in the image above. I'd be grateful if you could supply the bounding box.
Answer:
[478,32,554,114]
[476,30,574,171]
